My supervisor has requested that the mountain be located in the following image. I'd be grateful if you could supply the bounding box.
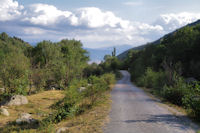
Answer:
[117,19,200,60]
[85,45,132,63]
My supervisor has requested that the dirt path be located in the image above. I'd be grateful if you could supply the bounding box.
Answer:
[104,70,199,133]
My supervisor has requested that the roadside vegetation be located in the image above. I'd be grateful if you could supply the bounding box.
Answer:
[0,32,119,132]
[121,21,200,121]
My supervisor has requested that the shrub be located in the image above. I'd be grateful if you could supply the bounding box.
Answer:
[143,68,158,88]
[153,71,168,90]
[136,76,146,87]
[182,82,200,119]
[161,77,189,105]
[100,73,115,86]
[136,68,167,90]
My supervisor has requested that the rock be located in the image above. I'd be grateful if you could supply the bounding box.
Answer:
[56,127,69,133]
[78,87,86,92]
[0,88,5,93]
[6,95,28,106]
[16,113,36,124]
[49,86,56,90]
[0,107,9,116]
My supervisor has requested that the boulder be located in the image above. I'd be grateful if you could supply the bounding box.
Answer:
[0,107,9,116]
[56,127,69,133]
[16,113,36,124]
[6,95,28,106]
[49,86,56,90]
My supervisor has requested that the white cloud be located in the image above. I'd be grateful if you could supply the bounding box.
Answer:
[23,4,77,26]
[23,6,134,30]
[156,12,200,31]
[24,27,46,35]
[76,7,132,29]
[17,5,158,47]
[123,1,143,6]
[0,0,23,21]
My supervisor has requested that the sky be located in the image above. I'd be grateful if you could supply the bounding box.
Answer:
[0,0,200,48]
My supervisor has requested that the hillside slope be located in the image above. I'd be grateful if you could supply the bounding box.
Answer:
[117,19,200,60]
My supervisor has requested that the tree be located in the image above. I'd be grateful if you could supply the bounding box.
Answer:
[0,47,30,95]
[112,47,116,57]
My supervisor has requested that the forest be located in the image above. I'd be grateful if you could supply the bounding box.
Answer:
[121,20,200,119]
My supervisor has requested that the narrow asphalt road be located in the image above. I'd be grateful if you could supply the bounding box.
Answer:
[104,70,198,133]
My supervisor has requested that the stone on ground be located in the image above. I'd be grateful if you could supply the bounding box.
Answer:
[56,127,69,133]
[6,95,28,106]
[16,113,36,124]
[0,107,9,116]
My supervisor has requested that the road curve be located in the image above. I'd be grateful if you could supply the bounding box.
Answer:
[104,70,198,133]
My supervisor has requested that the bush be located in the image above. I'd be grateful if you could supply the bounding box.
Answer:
[161,77,189,105]
[100,73,115,86]
[136,68,167,90]
[182,82,200,119]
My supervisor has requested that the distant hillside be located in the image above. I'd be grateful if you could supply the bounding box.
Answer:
[85,45,132,63]
[117,19,200,60]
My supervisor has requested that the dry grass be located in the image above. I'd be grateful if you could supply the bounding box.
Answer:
[0,89,112,133]
[0,90,65,128]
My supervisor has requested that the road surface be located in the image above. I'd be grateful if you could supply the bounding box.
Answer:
[104,70,199,133]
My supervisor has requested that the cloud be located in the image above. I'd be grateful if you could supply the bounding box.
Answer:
[0,0,23,21]
[123,1,143,6]
[155,12,200,31]
[76,7,132,29]
[0,2,162,47]
[1,1,200,48]
[23,4,77,26]
[23,27,46,35]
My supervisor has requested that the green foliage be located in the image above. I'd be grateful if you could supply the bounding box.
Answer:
[0,34,31,95]
[0,33,89,95]
[101,56,120,73]
[136,68,167,90]
[161,77,189,105]
[182,82,200,119]
[84,63,103,77]
[101,73,115,86]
